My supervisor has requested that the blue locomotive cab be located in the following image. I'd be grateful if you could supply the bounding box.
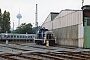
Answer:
[36,27,48,39]
[34,27,56,45]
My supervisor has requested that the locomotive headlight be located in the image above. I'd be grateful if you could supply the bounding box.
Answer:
[44,37,46,43]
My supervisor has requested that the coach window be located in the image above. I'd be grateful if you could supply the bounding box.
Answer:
[28,36,29,38]
[4,35,6,37]
[23,36,25,38]
[17,36,19,38]
[8,35,10,38]
[27,36,28,38]
[14,35,16,38]
[29,36,30,38]
[20,36,22,38]
[31,36,32,38]
[11,35,13,38]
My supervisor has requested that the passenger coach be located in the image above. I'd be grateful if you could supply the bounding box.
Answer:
[0,33,35,40]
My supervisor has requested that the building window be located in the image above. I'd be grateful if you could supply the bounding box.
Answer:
[87,19,90,26]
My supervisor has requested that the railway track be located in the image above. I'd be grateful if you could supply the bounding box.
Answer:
[0,51,90,60]
[29,51,90,60]
[0,53,42,60]
[0,44,90,60]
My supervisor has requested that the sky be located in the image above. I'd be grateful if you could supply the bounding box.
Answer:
[0,0,89,29]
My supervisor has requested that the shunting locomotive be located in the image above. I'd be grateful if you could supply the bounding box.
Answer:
[34,27,56,45]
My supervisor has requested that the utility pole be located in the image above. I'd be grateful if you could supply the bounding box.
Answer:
[13,21,14,31]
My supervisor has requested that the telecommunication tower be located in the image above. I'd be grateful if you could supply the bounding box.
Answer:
[16,8,22,26]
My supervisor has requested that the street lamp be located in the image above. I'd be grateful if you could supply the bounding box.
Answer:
[5,31,8,45]
[26,32,28,43]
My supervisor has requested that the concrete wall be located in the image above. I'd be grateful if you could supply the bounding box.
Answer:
[78,24,84,47]
[53,25,78,46]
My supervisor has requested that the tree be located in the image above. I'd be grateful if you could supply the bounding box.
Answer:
[14,23,35,34]
[1,10,11,33]
[0,9,2,33]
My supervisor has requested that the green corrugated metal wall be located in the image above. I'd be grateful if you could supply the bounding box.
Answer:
[84,17,90,48]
